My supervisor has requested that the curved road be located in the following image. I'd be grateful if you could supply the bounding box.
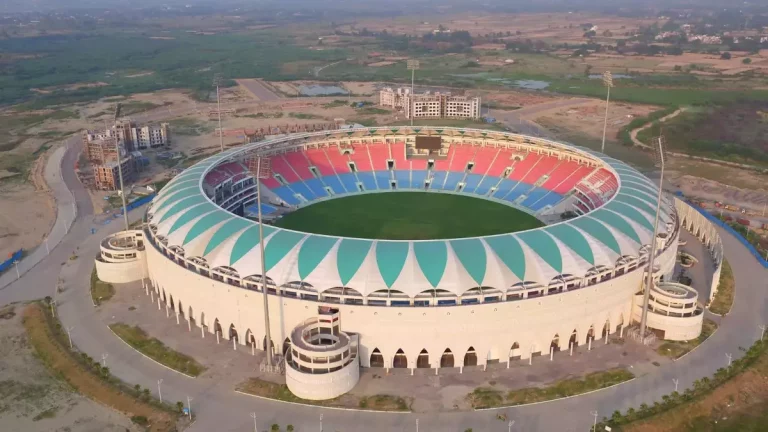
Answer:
[1,141,766,432]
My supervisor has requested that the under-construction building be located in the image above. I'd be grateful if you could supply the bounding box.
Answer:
[379,87,481,120]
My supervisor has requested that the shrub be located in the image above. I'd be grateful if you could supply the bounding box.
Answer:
[131,415,148,426]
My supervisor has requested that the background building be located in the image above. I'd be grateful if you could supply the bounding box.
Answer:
[380,87,481,120]
[93,155,136,190]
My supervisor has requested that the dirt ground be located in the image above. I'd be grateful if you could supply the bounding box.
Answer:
[0,304,139,432]
[535,101,659,142]
[0,185,55,259]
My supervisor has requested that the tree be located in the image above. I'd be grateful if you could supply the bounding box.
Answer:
[287,426,294,432]
[743,58,752,64]
[134,384,141,394]
[176,401,184,413]
[271,425,280,432]
[721,51,732,60]
[142,388,150,400]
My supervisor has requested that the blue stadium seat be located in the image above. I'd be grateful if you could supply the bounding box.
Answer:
[357,172,377,191]
[411,170,427,189]
[474,176,499,196]
[430,171,447,189]
[374,171,392,189]
[245,203,277,215]
[337,173,358,193]
[444,172,464,191]
[305,178,328,198]
[521,187,550,209]
[462,174,483,193]
[394,170,410,188]
[504,183,534,203]
[272,186,300,205]
[492,179,516,199]
[290,182,317,200]
[531,192,565,211]
[322,175,346,195]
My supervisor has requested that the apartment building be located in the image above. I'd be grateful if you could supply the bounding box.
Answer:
[379,87,480,120]
[93,156,137,191]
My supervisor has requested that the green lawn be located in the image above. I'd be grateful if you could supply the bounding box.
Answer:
[273,192,543,240]
[109,323,206,377]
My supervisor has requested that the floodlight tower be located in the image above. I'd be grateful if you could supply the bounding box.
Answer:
[407,59,420,126]
[213,74,225,153]
[600,71,614,154]
[639,133,667,339]
[112,108,130,231]
[255,157,274,366]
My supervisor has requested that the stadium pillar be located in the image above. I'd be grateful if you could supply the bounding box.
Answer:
[435,367,438,375]
[157,297,161,311]
[550,347,554,361]
[588,338,592,351]
[201,326,205,338]
[187,319,191,332]
[605,330,609,345]
[460,366,463,374]
[410,368,414,376]
[570,342,573,356]
[216,332,220,344]
[150,291,154,303]
[165,306,169,318]
[233,338,237,351]
[176,313,179,325]
[620,325,625,338]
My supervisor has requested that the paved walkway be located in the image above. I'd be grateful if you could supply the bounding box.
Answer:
[0,138,79,290]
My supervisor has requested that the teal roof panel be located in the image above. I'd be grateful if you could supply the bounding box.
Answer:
[413,241,447,288]
[544,224,594,265]
[337,239,374,286]
[484,235,526,280]
[517,230,563,273]
[298,236,339,280]
[376,241,409,288]
[449,238,487,285]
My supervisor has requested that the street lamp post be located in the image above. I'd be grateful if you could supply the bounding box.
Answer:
[639,135,666,339]
[508,419,515,432]
[726,353,733,368]
[101,353,108,367]
[214,74,225,153]
[157,379,163,403]
[600,71,614,154]
[320,413,323,432]
[407,60,420,126]
[672,378,679,392]
[250,412,258,432]
[187,396,193,420]
[759,324,766,341]
[590,410,599,432]
[65,326,74,349]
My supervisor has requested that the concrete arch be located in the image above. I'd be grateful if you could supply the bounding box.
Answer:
[416,349,430,368]
[463,346,478,367]
[370,348,384,367]
[509,342,521,360]
[213,318,222,336]
[393,349,407,368]
[440,349,455,367]
[229,324,238,341]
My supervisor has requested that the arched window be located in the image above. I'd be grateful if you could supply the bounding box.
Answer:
[463,347,478,367]
[370,348,384,368]
[440,349,454,368]
[417,349,430,368]
[393,349,408,368]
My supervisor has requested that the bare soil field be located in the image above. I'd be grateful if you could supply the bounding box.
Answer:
[0,185,55,259]
[0,304,139,432]
[535,101,659,142]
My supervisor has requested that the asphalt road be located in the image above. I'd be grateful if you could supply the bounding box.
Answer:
[1,123,766,432]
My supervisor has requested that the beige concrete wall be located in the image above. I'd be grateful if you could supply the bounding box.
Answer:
[632,301,703,341]
[145,240,639,369]
[286,358,360,400]
[95,252,147,284]
[674,198,724,303]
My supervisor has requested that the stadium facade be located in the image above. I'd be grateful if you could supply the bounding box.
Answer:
[96,127,723,400]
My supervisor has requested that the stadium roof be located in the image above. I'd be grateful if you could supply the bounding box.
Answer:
[147,128,675,297]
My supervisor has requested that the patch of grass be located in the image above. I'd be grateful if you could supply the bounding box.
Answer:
[166,118,213,136]
[119,101,164,116]
[0,305,16,320]
[467,387,504,409]
[236,378,411,411]
[657,319,718,359]
[323,100,348,108]
[358,107,390,115]
[22,304,175,431]
[709,259,734,315]
[288,112,323,120]
[32,406,60,421]
[468,369,635,408]
[504,368,634,406]
[358,395,410,411]
[274,192,543,240]
[109,323,206,377]
[90,268,115,306]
